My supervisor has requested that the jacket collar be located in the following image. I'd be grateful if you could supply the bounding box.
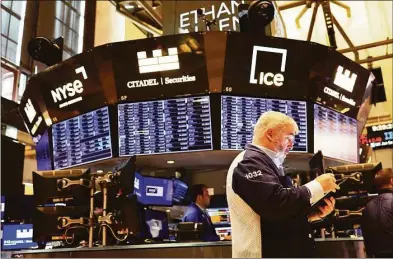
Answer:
[378,188,393,195]
[245,143,282,176]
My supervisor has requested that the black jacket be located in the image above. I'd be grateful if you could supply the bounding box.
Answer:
[230,144,315,257]
[361,189,393,257]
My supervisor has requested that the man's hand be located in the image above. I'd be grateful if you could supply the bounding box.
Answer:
[315,173,340,193]
[308,197,336,222]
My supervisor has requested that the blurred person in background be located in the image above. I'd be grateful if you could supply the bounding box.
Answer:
[361,168,393,258]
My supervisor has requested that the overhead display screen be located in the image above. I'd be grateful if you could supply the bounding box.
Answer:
[52,107,112,169]
[314,104,358,163]
[33,48,112,124]
[221,95,308,152]
[118,96,212,156]
[112,33,209,102]
[361,123,393,149]
[35,130,52,170]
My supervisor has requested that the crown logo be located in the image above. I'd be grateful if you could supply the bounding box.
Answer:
[137,48,180,74]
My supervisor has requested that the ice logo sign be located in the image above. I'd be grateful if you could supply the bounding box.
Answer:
[249,46,287,87]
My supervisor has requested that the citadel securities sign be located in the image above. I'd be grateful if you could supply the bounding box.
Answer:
[112,33,209,102]
[126,47,196,89]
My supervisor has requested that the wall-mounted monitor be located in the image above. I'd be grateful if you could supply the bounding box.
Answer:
[314,104,358,163]
[134,173,174,206]
[221,95,308,152]
[118,96,212,156]
[52,106,112,169]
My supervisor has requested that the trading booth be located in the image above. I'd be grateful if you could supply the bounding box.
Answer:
[6,31,379,258]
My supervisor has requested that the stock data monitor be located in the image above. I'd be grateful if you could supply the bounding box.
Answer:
[118,96,212,156]
[221,96,308,152]
[314,104,358,163]
[52,107,112,169]
[206,208,231,226]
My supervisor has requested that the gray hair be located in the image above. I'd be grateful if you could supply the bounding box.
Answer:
[252,111,299,143]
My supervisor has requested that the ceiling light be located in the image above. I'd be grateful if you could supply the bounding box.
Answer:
[125,4,135,9]
[97,170,103,173]
[167,160,175,164]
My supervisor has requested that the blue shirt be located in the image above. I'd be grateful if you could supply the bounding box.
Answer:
[182,203,220,241]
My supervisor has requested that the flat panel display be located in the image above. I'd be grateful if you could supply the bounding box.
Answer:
[206,208,231,226]
[35,130,52,170]
[118,96,212,156]
[221,95,307,152]
[35,47,111,123]
[314,104,358,163]
[142,209,169,240]
[52,107,112,169]
[113,33,209,102]
[172,179,188,204]
[134,173,174,206]
[1,224,37,250]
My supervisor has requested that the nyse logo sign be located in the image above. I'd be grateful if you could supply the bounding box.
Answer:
[137,48,179,74]
[50,66,88,108]
[249,46,287,87]
[16,229,33,239]
[333,65,357,93]
[146,186,164,197]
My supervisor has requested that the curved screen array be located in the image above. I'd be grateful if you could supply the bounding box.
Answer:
[314,104,358,163]
[52,106,112,169]
[221,95,308,152]
[118,96,213,156]
[43,94,363,170]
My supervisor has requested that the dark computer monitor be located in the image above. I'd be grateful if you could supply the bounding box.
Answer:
[327,162,382,195]
[1,224,37,250]
[33,206,89,243]
[206,208,231,226]
[309,150,325,181]
[141,209,169,240]
[32,169,91,206]
[114,156,136,195]
[134,173,174,206]
[111,194,141,236]
[172,179,188,204]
